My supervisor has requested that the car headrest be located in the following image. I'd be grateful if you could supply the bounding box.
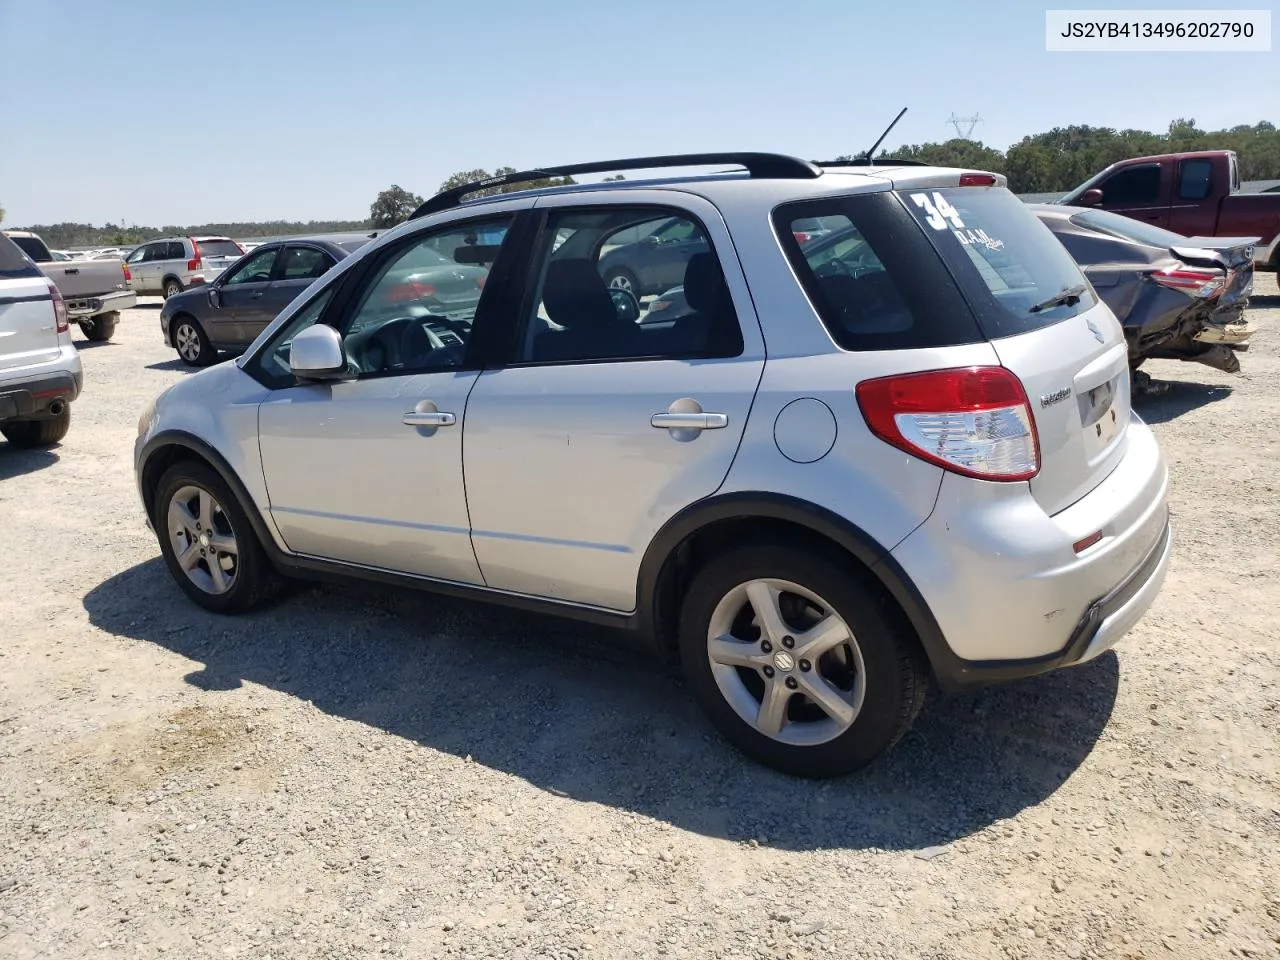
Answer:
[542,258,616,330]
[683,252,725,312]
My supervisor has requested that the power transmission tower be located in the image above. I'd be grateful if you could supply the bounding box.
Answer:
[947,113,983,140]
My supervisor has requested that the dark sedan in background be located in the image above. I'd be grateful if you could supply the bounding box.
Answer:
[160,234,372,366]
[1030,205,1258,392]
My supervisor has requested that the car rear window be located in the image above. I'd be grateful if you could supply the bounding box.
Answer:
[901,186,1097,338]
[7,235,50,262]
[1068,208,1186,248]
[0,233,44,278]
[774,192,984,351]
[199,240,244,258]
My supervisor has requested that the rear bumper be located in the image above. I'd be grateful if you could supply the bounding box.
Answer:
[892,416,1170,690]
[0,349,83,423]
[66,289,137,318]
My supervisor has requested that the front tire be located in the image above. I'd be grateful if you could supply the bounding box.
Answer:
[678,544,927,778]
[153,460,284,614]
[172,316,216,367]
[1,407,71,448]
[81,312,118,342]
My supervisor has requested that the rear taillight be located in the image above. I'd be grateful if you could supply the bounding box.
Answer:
[958,173,998,187]
[187,238,202,272]
[793,231,812,244]
[856,366,1040,481]
[476,275,485,290]
[122,262,132,282]
[1149,265,1225,299]
[385,281,436,302]
[47,282,69,334]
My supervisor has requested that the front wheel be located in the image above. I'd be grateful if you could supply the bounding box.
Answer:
[153,461,284,614]
[172,316,216,367]
[678,544,927,778]
[81,312,118,342]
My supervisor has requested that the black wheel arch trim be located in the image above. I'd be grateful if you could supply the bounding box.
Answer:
[139,430,280,554]
[634,491,962,677]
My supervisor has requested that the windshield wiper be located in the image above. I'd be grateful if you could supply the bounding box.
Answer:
[1028,283,1087,314]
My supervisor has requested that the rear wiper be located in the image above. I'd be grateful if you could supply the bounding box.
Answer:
[1028,283,1087,314]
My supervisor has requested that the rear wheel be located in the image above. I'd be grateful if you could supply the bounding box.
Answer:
[172,316,216,367]
[163,278,183,300]
[678,544,927,778]
[153,460,283,614]
[81,312,117,342]
[1,407,71,448]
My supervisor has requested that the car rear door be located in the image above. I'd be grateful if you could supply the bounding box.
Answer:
[461,193,764,612]
[0,235,60,374]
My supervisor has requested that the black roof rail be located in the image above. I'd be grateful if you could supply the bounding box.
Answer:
[409,152,823,219]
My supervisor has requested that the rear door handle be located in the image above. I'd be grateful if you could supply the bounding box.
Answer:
[651,412,727,430]
[64,268,79,275]
[403,410,456,427]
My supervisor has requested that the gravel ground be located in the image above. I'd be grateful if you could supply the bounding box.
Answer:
[2,280,1278,960]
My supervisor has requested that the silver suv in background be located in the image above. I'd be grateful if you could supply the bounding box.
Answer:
[0,232,82,448]
[126,236,245,299]
[135,154,1172,778]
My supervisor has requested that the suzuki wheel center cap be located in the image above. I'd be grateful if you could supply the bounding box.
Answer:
[772,651,795,672]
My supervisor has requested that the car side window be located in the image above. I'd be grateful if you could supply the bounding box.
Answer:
[166,241,186,260]
[223,248,279,285]
[127,246,148,264]
[281,246,333,281]
[336,217,512,378]
[514,207,740,365]
[1102,165,1161,206]
[143,244,166,263]
[259,289,339,381]
[1178,159,1213,201]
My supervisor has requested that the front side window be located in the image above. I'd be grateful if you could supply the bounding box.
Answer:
[126,246,148,264]
[222,248,279,285]
[1178,159,1213,201]
[337,218,511,377]
[281,246,334,280]
[515,207,738,364]
[1101,165,1161,206]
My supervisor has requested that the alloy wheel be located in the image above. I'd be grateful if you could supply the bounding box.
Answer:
[167,485,239,595]
[706,578,866,746]
[175,323,201,362]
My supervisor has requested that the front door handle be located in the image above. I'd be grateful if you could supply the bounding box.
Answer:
[651,412,727,430]
[403,410,456,427]
[64,267,79,275]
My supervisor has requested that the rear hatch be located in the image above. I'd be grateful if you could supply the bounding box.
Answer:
[194,238,246,278]
[0,234,60,372]
[899,185,1131,515]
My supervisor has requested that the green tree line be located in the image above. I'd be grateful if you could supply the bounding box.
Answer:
[851,119,1280,193]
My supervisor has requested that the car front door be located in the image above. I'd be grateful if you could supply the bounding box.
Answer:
[125,244,150,293]
[1098,162,1171,227]
[255,244,337,340]
[253,214,518,582]
[132,243,162,294]
[215,246,281,343]
[462,195,764,611]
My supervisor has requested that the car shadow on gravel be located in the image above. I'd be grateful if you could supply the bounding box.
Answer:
[145,358,194,372]
[74,339,117,350]
[85,557,1119,852]
[1133,379,1233,424]
[0,446,59,479]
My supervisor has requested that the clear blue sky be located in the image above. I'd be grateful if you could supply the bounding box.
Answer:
[1,0,1275,226]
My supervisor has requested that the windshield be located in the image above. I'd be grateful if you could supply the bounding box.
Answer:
[1068,208,1187,248]
[902,186,1095,338]
[198,240,244,258]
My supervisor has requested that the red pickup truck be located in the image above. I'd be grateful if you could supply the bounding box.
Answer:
[1058,150,1280,270]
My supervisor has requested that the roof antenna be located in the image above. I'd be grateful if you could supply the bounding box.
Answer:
[856,107,908,165]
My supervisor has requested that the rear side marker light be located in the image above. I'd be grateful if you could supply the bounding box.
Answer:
[856,366,1040,481]
[1073,531,1104,554]
[1149,265,1225,299]
[958,173,998,187]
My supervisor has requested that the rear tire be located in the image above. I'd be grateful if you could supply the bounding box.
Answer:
[153,460,284,614]
[163,278,183,300]
[172,316,216,367]
[81,312,118,342]
[677,544,928,778]
[1,407,71,448]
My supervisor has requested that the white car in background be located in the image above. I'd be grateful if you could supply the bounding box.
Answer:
[125,236,245,299]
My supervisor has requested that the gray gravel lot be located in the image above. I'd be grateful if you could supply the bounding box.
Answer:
[2,281,1279,959]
